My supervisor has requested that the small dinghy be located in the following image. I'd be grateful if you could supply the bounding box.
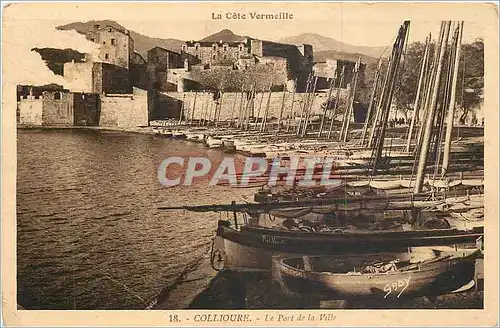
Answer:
[206,136,223,148]
[185,131,205,141]
[161,129,173,137]
[278,246,480,299]
[172,130,186,138]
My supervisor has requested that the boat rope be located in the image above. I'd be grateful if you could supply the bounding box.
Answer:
[146,238,214,309]
[209,236,224,272]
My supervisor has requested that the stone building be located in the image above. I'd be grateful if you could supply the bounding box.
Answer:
[313,59,366,89]
[130,51,149,90]
[63,61,131,94]
[146,47,184,91]
[17,89,99,126]
[85,24,134,69]
[179,38,314,92]
[147,47,184,69]
[182,40,249,67]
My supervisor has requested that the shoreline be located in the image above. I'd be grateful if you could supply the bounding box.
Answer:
[17,124,158,136]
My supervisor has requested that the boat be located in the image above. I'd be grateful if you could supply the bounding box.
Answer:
[277,246,480,299]
[222,138,236,149]
[214,220,483,271]
[161,129,173,137]
[172,130,186,138]
[206,136,223,148]
[159,193,484,272]
[185,131,206,141]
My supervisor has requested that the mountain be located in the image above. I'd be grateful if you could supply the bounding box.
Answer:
[314,50,378,65]
[56,20,184,59]
[280,33,388,60]
[55,21,385,64]
[200,29,246,43]
[32,47,86,75]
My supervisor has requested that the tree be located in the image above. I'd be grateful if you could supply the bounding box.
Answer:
[383,37,484,120]
[394,41,428,113]
[457,38,484,121]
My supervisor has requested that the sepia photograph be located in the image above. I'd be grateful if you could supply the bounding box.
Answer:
[1,1,498,326]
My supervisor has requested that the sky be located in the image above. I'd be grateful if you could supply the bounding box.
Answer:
[3,2,486,47]
[1,1,490,94]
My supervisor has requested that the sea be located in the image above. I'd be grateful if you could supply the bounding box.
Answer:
[16,128,255,310]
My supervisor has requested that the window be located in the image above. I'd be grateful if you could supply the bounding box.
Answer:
[195,45,199,51]
[213,44,217,51]
[109,27,113,32]
[111,38,116,45]
[90,37,95,42]
[54,92,61,100]
[223,45,228,51]
[103,41,106,45]
[105,53,109,60]
[212,54,216,60]
[182,45,187,52]
[239,45,244,52]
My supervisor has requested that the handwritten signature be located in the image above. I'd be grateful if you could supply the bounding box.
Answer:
[383,276,411,298]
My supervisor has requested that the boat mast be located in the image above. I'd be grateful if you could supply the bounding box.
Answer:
[228,89,237,127]
[260,82,273,133]
[301,76,318,137]
[319,74,337,138]
[178,93,186,125]
[190,91,197,126]
[296,74,312,135]
[414,21,451,193]
[286,78,298,132]
[405,34,431,152]
[341,57,361,143]
[371,21,411,175]
[361,58,382,146]
[368,58,391,148]
[277,84,287,131]
[441,21,464,177]
[327,66,345,139]
[432,22,458,178]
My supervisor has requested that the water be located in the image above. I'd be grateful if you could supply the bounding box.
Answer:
[16,129,253,310]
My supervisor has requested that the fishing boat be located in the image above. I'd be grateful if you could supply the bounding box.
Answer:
[158,191,484,272]
[221,137,236,149]
[206,136,223,148]
[185,131,206,141]
[161,129,173,137]
[277,246,480,299]
[214,219,483,272]
[172,130,187,138]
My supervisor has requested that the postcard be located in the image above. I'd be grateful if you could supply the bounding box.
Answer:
[2,1,498,326]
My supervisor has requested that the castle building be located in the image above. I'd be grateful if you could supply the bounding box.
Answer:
[179,38,314,91]
[182,40,250,67]
[86,24,134,70]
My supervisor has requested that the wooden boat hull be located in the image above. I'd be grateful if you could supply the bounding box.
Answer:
[214,221,483,272]
[278,249,479,299]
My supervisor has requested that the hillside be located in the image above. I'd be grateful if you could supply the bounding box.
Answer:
[56,21,386,64]
[314,50,378,65]
[32,48,86,76]
[57,20,184,59]
[280,33,388,59]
